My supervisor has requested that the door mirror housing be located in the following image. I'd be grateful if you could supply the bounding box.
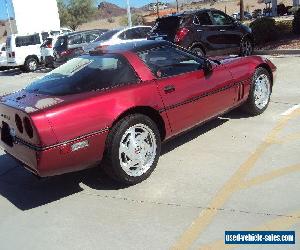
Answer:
[203,59,213,75]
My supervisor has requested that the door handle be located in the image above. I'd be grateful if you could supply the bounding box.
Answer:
[164,85,175,93]
[219,29,226,32]
[197,29,203,32]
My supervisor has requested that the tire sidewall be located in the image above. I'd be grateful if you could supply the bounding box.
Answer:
[108,114,161,185]
[240,38,253,56]
[191,47,205,57]
[25,58,38,72]
[248,68,271,114]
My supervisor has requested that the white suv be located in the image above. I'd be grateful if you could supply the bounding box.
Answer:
[6,33,44,72]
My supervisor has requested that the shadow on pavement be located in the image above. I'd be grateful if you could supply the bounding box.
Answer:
[0,116,230,211]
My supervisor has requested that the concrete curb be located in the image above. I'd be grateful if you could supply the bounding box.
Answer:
[254,49,300,55]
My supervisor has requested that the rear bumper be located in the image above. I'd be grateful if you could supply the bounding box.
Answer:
[0,128,109,177]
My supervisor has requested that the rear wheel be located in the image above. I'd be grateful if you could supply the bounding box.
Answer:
[191,46,205,57]
[24,57,38,72]
[103,114,161,185]
[241,67,271,115]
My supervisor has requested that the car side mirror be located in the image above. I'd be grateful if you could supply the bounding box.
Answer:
[203,59,213,75]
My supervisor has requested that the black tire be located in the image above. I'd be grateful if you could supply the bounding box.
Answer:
[24,57,38,72]
[103,114,161,185]
[0,66,8,71]
[241,67,271,115]
[240,37,253,56]
[191,46,205,57]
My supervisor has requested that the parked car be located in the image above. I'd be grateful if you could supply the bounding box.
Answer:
[0,43,7,69]
[5,30,72,72]
[40,36,59,68]
[232,11,253,20]
[6,33,44,72]
[83,26,152,52]
[53,29,108,67]
[0,40,276,185]
[252,9,263,18]
[148,9,254,57]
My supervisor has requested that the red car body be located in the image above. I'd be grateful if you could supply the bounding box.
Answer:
[0,41,276,177]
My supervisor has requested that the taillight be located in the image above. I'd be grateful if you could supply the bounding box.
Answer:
[15,114,23,133]
[174,28,189,43]
[46,43,52,48]
[23,117,33,138]
[60,49,73,56]
[11,51,15,57]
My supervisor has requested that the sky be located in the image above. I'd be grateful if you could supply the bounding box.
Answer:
[0,0,173,20]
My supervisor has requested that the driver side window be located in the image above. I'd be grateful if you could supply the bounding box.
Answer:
[211,11,234,25]
[138,46,204,78]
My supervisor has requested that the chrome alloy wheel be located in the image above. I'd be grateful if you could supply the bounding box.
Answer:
[119,123,157,177]
[241,39,253,56]
[254,74,271,109]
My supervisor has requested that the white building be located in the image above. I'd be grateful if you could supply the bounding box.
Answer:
[6,0,60,35]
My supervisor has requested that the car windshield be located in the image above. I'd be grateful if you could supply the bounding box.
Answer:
[25,54,138,96]
[94,30,119,42]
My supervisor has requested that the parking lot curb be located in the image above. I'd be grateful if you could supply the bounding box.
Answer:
[254,49,300,55]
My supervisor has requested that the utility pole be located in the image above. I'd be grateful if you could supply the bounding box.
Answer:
[176,0,179,12]
[5,0,13,35]
[156,0,159,18]
[240,0,244,21]
[126,0,132,27]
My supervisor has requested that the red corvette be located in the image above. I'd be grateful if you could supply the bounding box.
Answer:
[0,40,276,184]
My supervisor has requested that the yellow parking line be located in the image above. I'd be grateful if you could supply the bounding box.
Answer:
[171,108,300,250]
[239,164,300,190]
[199,210,300,250]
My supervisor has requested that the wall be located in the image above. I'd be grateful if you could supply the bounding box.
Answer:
[10,0,60,34]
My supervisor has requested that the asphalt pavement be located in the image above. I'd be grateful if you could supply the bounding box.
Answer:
[0,56,299,250]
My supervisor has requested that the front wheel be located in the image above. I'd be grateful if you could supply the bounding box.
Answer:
[240,37,253,56]
[103,114,161,185]
[241,67,271,115]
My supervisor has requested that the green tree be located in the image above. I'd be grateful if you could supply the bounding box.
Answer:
[119,14,145,26]
[57,0,71,28]
[57,0,95,30]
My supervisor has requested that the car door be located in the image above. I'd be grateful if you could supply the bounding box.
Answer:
[138,46,235,135]
[209,10,242,54]
[67,34,85,58]
[192,11,217,53]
